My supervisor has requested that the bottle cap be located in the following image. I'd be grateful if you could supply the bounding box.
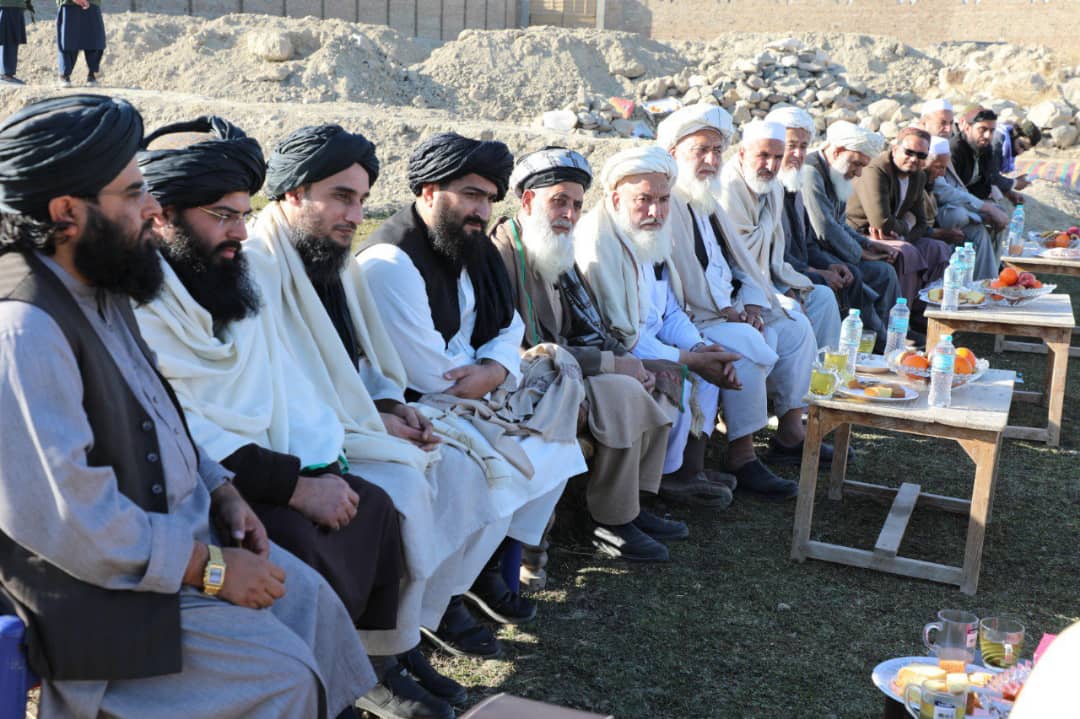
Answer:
[942,334,953,343]
[896,298,907,305]
[849,309,860,317]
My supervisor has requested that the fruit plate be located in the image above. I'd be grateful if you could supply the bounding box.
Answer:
[855,354,890,373]
[976,279,1056,306]
[918,288,988,309]
[872,656,1003,713]
[885,351,990,386]
[836,381,919,402]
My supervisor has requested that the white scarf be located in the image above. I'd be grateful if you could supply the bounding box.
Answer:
[718,159,814,293]
[244,201,435,475]
[134,254,346,468]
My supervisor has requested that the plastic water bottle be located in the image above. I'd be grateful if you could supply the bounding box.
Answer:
[838,308,863,376]
[1006,204,1025,257]
[929,334,956,408]
[942,259,964,312]
[883,298,910,357]
[961,242,976,288]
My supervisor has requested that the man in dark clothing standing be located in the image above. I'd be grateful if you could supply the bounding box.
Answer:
[56,0,105,87]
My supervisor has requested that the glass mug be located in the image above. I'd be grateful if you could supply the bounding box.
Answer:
[821,346,850,378]
[904,678,967,719]
[809,361,841,400]
[859,330,877,360]
[923,609,979,665]
[979,616,1025,669]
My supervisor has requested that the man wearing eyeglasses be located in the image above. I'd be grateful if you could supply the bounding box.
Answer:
[846,126,952,309]
[0,95,377,719]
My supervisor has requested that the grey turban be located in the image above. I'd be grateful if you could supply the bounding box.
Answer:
[264,124,379,200]
[508,146,593,197]
[407,132,514,201]
[0,94,143,222]
[139,116,266,209]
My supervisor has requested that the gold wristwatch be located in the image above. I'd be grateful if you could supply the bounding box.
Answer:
[202,545,226,597]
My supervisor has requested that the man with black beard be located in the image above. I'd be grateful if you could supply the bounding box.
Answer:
[246,125,556,718]
[356,132,586,633]
[0,95,376,718]
[135,117,468,718]
[490,147,683,562]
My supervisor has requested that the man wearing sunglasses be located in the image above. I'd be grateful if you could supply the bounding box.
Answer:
[846,126,951,309]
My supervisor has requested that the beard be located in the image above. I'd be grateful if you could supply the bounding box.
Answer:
[159,218,261,330]
[674,170,722,217]
[73,205,164,305]
[429,202,486,270]
[777,164,810,193]
[519,211,575,285]
[744,169,778,197]
[291,206,351,285]
[828,158,855,203]
[613,202,673,267]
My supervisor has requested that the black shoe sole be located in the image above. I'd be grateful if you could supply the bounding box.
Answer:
[419,626,502,660]
[462,590,536,625]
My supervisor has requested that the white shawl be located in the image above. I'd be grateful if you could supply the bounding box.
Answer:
[134,254,345,468]
[244,201,435,475]
[717,159,814,294]
[573,198,684,351]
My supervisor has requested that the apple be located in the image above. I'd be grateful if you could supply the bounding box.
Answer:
[1068,226,1079,235]
[1017,272,1038,289]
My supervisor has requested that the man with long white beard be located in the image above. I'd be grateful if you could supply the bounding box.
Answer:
[490,147,686,560]
[574,146,748,505]
[657,105,822,496]
[789,115,900,342]
[718,120,841,350]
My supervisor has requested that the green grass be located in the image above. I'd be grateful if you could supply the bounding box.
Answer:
[427,276,1080,718]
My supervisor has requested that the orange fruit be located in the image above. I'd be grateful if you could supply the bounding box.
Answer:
[989,279,1005,289]
[956,347,977,365]
[998,267,1019,286]
[1033,280,1043,288]
[955,355,975,374]
[1052,233,1072,248]
[901,354,930,370]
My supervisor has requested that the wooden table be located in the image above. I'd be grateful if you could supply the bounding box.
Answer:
[999,253,1080,358]
[925,294,1074,446]
[791,369,1016,595]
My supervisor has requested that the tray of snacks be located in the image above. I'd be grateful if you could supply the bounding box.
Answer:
[1031,227,1079,250]
[837,377,918,402]
[873,656,1030,718]
[886,348,989,386]
[919,286,989,308]
[981,269,1055,306]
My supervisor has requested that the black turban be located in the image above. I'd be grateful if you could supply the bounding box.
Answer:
[264,124,379,200]
[406,132,514,202]
[0,94,143,222]
[138,116,266,209]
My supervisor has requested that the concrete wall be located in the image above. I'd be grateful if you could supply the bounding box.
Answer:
[118,0,519,40]
[601,0,1080,64]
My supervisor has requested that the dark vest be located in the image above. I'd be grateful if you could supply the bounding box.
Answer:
[0,251,183,681]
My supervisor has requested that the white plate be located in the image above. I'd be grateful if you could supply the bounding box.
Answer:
[1039,247,1080,260]
[918,290,988,309]
[836,382,919,402]
[872,656,1002,707]
[855,354,890,374]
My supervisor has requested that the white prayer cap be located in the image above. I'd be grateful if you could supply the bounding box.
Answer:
[929,135,951,157]
[740,120,787,146]
[656,104,734,150]
[764,106,816,139]
[825,120,886,157]
[920,98,954,116]
[600,145,678,192]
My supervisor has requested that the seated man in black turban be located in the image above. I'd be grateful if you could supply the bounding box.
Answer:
[356,131,587,646]
[0,95,374,718]
[248,123,529,719]
[134,116,427,717]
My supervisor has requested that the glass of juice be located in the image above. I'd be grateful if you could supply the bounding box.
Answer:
[859,330,876,361]
[809,361,840,400]
[823,347,849,378]
[979,616,1024,668]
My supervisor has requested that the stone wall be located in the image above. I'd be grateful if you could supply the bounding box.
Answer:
[603,0,1080,63]
[118,0,518,41]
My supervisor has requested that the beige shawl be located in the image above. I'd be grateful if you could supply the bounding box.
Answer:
[717,159,814,294]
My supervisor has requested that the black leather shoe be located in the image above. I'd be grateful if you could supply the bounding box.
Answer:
[764,438,848,468]
[400,647,467,705]
[420,596,502,659]
[632,510,689,542]
[732,459,799,501]
[592,522,669,562]
[356,662,455,719]
[464,567,537,625]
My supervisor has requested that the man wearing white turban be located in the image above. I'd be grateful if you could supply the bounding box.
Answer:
[717,120,842,351]
[796,119,901,342]
[575,146,743,508]
[656,105,822,498]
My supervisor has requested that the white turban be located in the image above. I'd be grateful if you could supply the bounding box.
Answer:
[740,120,787,146]
[929,136,951,157]
[656,104,734,151]
[825,120,885,157]
[600,145,678,192]
[764,106,815,140]
[920,98,954,116]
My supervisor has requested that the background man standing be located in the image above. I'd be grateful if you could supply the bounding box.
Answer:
[57,0,106,87]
